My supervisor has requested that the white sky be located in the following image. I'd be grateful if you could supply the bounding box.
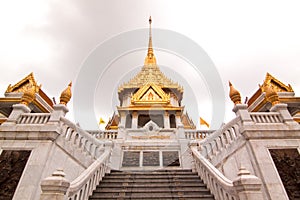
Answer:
[0,0,299,129]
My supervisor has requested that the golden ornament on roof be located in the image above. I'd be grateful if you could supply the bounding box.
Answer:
[20,86,36,106]
[264,85,279,106]
[60,82,72,105]
[229,81,241,105]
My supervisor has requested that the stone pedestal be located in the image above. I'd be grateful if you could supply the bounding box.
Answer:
[233,167,264,200]
[270,103,298,125]
[232,104,253,124]
[3,104,31,124]
[40,169,70,200]
[48,104,69,123]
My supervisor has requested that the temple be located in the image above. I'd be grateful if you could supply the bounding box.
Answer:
[0,17,300,200]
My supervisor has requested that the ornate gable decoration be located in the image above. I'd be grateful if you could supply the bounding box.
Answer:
[131,83,170,105]
[6,73,40,93]
[260,73,294,93]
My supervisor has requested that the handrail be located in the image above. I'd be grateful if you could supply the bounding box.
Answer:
[60,117,106,159]
[198,117,241,159]
[67,143,112,200]
[191,146,238,200]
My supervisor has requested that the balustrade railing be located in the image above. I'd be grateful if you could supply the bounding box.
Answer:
[88,130,118,139]
[191,146,238,200]
[185,130,214,139]
[17,113,51,124]
[198,117,241,160]
[67,144,112,200]
[60,117,106,159]
[250,112,283,123]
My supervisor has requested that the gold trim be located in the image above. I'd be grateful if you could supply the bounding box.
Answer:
[131,83,170,105]
[6,72,41,93]
[117,106,183,111]
[262,72,294,92]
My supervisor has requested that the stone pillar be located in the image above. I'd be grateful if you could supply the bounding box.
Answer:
[175,111,183,128]
[270,103,298,125]
[48,104,69,123]
[118,112,126,129]
[164,111,170,129]
[40,169,70,200]
[232,104,253,125]
[233,167,264,200]
[3,104,31,124]
[132,111,138,129]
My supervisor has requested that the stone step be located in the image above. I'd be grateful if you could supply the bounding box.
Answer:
[90,197,214,200]
[100,178,203,183]
[89,194,215,200]
[98,182,207,188]
[95,187,211,193]
[109,171,198,176]
[103,174,201,179]
[89,170,215,200]
[89,192,214,200]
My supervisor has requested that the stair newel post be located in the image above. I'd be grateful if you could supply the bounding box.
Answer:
[270,103,298,125]
[40,169,70,200]
[48,104,69,123]
[233,167,264,200]
[232,104,253,125]
[4,103,31,124]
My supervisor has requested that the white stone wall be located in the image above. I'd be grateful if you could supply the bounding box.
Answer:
[0,139,86,200]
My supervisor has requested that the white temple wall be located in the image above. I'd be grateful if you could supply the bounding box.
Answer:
[0,139,86,200]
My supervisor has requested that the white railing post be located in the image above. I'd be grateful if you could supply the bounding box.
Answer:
[233,167,264,200]
[48,104,69,123]
[40,169,70,200]
[270,103,298,125]
[232,104,253,125]
[3,104,31,125]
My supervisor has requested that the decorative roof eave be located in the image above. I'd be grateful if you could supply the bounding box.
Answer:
[117,105,184,111]
[262,72,294,92]
[6,72,41,93]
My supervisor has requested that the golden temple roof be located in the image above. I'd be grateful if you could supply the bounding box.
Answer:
[118,17,183,94]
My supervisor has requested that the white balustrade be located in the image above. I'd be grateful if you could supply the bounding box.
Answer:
[67,146,112,200]
[17,113,51,124]
[191,146,238,200]
[184,130,214,139]
[250,112,283,123]
[88,130,118,139]
[198,117,241,160]
[60,117,106,159]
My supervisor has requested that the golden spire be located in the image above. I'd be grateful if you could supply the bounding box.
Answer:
[21,86,36,106]
[60,82,72,105]
[144,16,157,65]
[229,81,241,105]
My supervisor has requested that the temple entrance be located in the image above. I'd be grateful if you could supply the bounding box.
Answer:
[269,148,300,199]
[170,114,176,128]
[0,150,31,199]
[138,114,164,128]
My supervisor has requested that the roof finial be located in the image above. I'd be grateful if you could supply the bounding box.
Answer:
[60,82,72,106]
[229,81,242,105]
[144,16,156,65]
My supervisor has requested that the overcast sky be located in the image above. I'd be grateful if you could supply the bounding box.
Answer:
[0,0,299,129]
